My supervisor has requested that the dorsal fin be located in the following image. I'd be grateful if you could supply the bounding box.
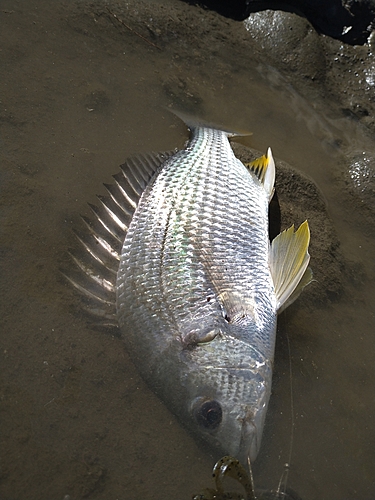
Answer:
[270,221,311,311]
[118,151,175,199]
[64,151,177,324]
[244,148,275,200]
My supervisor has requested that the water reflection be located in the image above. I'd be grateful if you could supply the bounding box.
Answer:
[348,152,375,194]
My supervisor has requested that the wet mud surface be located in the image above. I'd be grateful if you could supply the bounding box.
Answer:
[1,1,375,499]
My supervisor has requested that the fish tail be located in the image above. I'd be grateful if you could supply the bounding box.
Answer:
[167,108,252,137]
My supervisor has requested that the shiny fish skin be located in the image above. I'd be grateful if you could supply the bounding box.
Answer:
[116,127,277,462]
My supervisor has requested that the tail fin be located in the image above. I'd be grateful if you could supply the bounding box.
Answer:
[168,108,253,137]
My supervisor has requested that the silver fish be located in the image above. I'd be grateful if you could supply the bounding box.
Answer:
[67,119,311,464]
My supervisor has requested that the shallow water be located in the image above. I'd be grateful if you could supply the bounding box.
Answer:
[1,1,374,499]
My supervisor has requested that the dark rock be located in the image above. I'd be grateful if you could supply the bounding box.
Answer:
[183,0,375,44]
[244,10,327,81]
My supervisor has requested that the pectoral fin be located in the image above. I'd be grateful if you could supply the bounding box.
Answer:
[270,221,311,312]
[198,246,254,324]
[277,267,313,313]
[217,290,254,324]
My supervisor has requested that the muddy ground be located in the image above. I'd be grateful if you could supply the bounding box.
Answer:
[1,1,374,499]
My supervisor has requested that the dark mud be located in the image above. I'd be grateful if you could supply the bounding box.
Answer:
[1,1,374,500]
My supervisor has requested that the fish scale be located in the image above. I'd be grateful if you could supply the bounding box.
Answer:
[117,128,274,352]
[67,119,311,464]
[115,126,278,462]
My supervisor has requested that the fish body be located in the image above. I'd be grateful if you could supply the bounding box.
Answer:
[117,126,276,462]
[68,120,311,463]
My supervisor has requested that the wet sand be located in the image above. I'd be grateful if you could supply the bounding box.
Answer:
[1,1,374,499]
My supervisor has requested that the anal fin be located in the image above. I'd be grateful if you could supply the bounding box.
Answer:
[244,148,275,200]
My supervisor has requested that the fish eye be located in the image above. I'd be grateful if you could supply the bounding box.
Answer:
[194,399,222,430]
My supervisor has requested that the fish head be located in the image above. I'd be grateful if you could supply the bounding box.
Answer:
[183,338,273,464]
[189,398,262,463]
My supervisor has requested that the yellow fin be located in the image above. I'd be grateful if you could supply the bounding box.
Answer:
[277,267,313,314]
[270,221,311,311]
[244,147,275,199]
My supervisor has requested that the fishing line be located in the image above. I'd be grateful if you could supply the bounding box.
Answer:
[276,311,295,498]
[246,456,256,500]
